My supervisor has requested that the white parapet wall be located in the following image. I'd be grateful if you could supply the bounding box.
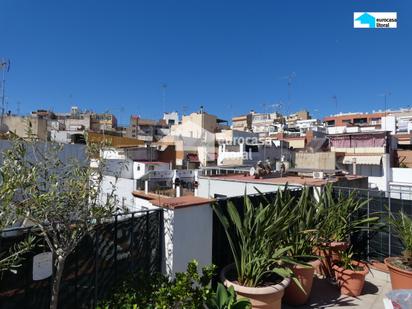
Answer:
[135,195,214,277]
[197,176,288,198]
[163,202,213,276]
[389,168,412,200]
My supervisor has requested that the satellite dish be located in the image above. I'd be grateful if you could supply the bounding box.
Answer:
[249,167,255,176]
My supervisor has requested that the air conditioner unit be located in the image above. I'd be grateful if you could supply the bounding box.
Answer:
[313,171,324,179]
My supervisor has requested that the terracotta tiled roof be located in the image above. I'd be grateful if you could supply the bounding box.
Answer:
[131,191,213,209]
[151,196,213,209]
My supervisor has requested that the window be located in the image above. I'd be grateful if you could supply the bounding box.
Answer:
[326,120,335,126]
[245,145,259,152]
[353,118,367,124]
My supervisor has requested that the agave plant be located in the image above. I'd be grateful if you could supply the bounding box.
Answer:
[388,210,412,267]
[316,185,380,243]
[212,189,301,288]
[285,187,320,259]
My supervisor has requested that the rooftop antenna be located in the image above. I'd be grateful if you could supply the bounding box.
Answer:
[279,72,295,115]
[161,83,167,113]
[287,72,296,106]
[379,91,391,131]
[1,58,10,126]
[332,95,338,115]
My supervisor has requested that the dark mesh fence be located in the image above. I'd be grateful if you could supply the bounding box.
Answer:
[332,187,412,261]
[0,210,163,309]
[212,187,412,271]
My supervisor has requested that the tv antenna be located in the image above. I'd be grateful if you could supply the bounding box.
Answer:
[332,95,338,115]
[379,91,391,130]
[182,105,188,116]
[0,58,10,126]
[279,72,296,114]
[161,83,167,113]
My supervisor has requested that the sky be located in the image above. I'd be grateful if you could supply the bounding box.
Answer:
[1,0,411,125]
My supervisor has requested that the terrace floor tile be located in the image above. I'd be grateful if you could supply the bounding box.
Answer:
[283,270,391,309]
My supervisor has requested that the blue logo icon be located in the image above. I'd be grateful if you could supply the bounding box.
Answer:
[355,13,376,28]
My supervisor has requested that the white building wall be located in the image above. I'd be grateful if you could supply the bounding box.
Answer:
[390,168,412,200]
[163,204,213,276]
[101,175,136,210]
[366,154,391,191]
[381,116,397,134]
[392,168,412,182]
[197,177,288,198]
[133,162,170,179]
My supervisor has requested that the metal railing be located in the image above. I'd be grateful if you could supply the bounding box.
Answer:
[0,209,163,309]
[332,186,412,261]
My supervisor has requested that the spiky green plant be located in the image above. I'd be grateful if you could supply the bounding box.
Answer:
[316,185,380,243]
[212,189,302,288]
[388,210,412,267]
[285,187,320,259]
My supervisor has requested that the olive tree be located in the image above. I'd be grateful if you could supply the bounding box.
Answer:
[0,136,119,309]
[0,209,35,274]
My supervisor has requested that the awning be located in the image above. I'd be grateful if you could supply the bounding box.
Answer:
[342,155,382,165]
[187,153,200,163]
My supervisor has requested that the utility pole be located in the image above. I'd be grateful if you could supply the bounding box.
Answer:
[0,59,10,127]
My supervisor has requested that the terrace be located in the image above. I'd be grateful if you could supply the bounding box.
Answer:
[1,185,411,308]
[284,270,392,309]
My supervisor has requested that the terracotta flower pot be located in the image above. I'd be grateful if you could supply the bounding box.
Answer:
[332,261,368,297]
[315,241,349,278]
[384,257,412,289]
[221,264,291,309]
[283,259,321,306]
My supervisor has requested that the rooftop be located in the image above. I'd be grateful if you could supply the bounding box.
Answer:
[132,191,212,209]
[199,173,366,187]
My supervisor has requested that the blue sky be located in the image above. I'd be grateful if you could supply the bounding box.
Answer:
[1,0,411,125]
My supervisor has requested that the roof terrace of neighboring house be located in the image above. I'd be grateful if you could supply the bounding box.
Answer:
[196,166,367,199]
[327,131,397,191]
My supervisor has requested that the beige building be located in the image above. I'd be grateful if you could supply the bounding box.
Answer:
[286,110,310,127]
[232,114,252,131]
[1,115,48,140]
[90,113,117,131]
[171,111,218,138]
[156,110,220,167]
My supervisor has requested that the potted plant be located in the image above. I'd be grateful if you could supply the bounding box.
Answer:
[332,248,369,297]
[213,192,299,309]
[207,283,251,309]
[384,210,412,289]
[283,187,321,306]
[315,185,378,278]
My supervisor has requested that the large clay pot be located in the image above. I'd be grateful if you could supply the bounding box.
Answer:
[221,264,290,309]
[384,257,412,289]
[283,259,321,306]
[332,261,368,297]
[315,241,349,278]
